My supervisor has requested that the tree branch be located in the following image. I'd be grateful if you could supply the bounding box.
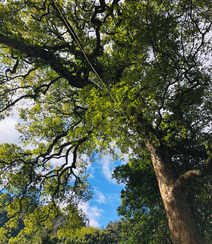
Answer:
[174,147,208,159]
[176,155,212,189]
[0,33,91,88]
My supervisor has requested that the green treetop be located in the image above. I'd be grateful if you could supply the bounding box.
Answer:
[0,0,212,243]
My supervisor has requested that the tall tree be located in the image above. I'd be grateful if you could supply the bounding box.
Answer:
[0,0,212,243]
[113,157,212,243]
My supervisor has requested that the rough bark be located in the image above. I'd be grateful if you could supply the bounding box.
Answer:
[146,141,204,244]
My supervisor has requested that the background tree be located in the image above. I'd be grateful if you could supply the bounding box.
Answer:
[0,0,212,243]
[65,224,122,244]
[113,158,171,244]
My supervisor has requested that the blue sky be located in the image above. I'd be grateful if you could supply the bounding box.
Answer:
[81,155,126,228]
[0,114,127,228]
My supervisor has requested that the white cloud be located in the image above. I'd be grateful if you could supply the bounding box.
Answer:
[97,155,126,186]
[89,218,100,228]
[85,160,95,179]
[87,166,95,179]
[94,187,106,204]
[100,156,118,184]
[79,202,104,228]
[0,116,21,144]
[105,193,120,202]
[121,153,130,165]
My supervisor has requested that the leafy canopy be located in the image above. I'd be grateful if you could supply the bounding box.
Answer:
[0,0,212,242]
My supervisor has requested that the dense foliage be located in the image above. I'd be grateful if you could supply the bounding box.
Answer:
[113,159,172,243]
[0,211,122,244]
[0,0,212,243]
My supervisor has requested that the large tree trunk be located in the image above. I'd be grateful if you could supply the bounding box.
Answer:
[146,141,204,244]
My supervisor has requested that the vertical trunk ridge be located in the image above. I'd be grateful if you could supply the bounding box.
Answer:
[146,141,204,244]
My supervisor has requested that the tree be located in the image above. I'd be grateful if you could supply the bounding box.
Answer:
[0,0,212,243]
[113,157,212,243]
[113,159,172,243]
[66,225,122,244]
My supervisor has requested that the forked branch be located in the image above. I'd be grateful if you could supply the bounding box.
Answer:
[176,155,212,188]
